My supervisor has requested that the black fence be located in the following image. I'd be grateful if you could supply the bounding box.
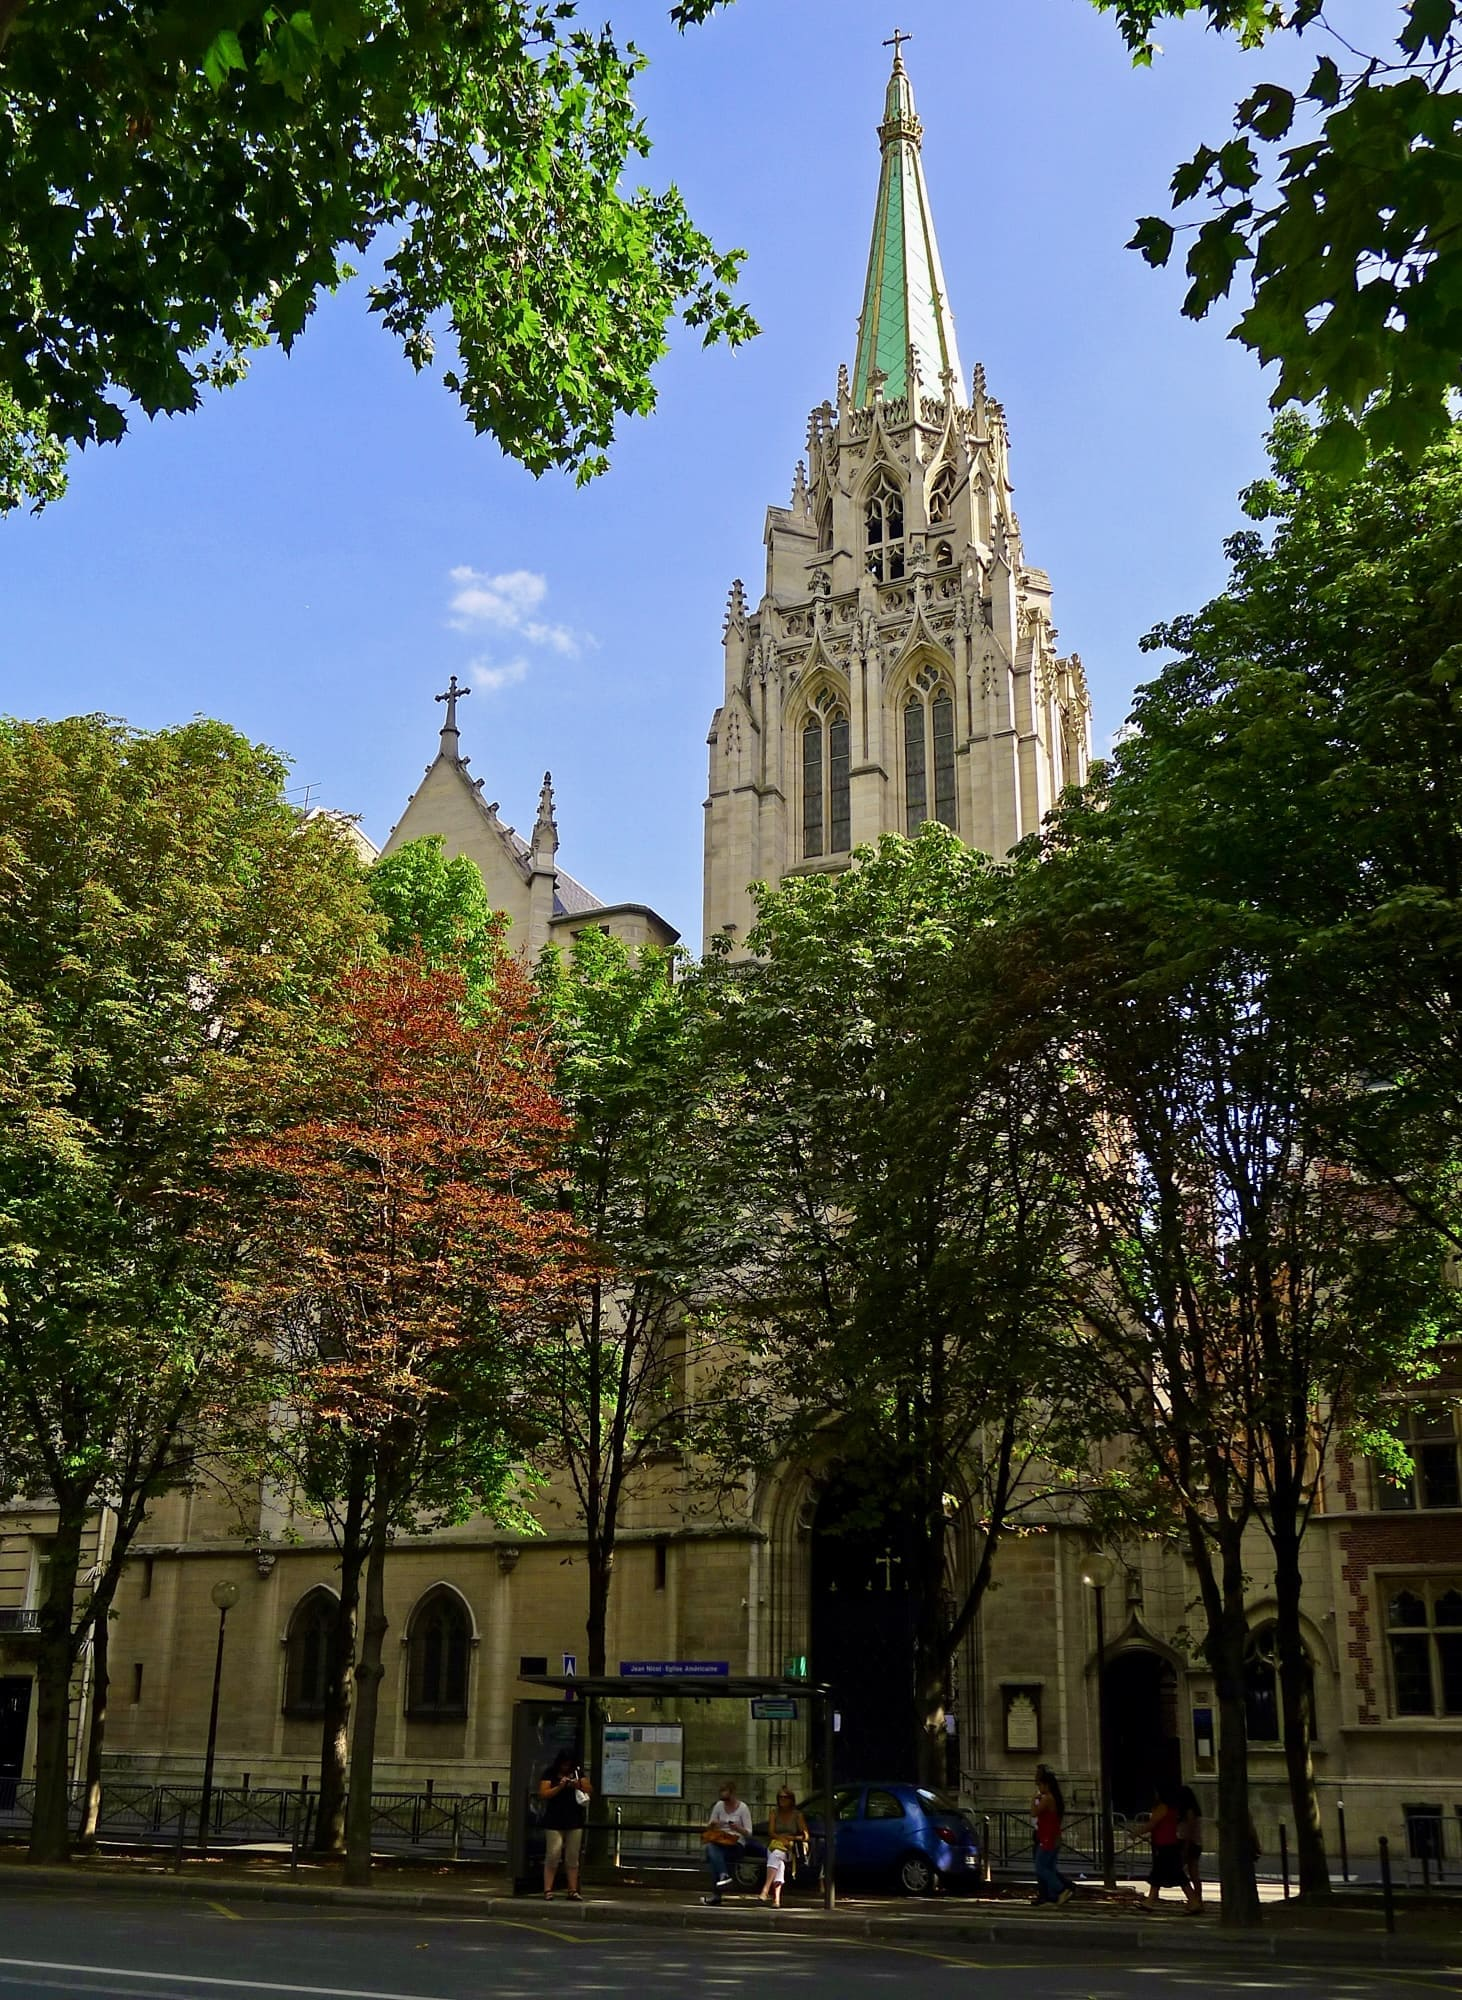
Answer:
[0,1781,514,1858]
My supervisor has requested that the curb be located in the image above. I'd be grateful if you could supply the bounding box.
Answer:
[0,1864,1455,1972]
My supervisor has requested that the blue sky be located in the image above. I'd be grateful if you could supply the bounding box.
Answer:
[0,0,1357,946]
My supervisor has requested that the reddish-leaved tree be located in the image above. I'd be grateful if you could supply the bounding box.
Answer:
[230,949,584,1883]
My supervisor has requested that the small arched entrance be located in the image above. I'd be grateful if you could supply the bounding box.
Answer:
[809,1466,919,1780]
[1104,1648,1182,1816]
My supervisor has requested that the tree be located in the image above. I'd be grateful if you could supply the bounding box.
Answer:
[0,713,379,1863]
[1097,0,1462,475]
[1046,419,1462,1901]
[0,0,756,511]
[536,929,718,1677]
[227,949,582,1886]
[703,827,1093,1783]
[262,832,505,1856]
[1026,805,1448,1918]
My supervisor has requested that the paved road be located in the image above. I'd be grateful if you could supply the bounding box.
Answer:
[0,1891,1454,2000]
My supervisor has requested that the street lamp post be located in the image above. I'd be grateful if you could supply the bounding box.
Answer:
[199,1581,240,1855]
[1081,1553,1117,1891]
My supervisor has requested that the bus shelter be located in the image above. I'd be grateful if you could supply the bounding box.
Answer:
[512,1672,838,1910]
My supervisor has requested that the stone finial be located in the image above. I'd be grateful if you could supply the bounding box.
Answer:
[837,361,851,407]
[869,365,888,403]
[906,339,923,396]
[531,770,558,862]
[792,459,811,513]
[723,577,747,635]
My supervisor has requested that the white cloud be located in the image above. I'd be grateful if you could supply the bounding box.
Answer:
[448,565,583,659]
[471,656,529,693]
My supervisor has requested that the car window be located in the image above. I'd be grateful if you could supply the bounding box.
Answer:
[834,1788,862,1821]
[865,1789,906,1821]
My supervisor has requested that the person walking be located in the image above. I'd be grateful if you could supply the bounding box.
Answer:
[1134,1784,1200,1910]
[758,1787,808,1907]
[1029,1764,1075,1907]
[538,1749,591,1901]
[1176,1784,1204,1908]
[700,1780,753,1904]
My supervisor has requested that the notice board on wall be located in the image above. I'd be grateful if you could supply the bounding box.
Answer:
[601,1723,683,1798]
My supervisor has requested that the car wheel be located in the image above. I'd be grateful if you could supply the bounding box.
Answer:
[733,1853,764,1891]
[898,1850,935,1896]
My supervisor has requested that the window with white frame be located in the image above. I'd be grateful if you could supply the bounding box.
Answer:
[1376,1405,1461,1510]
[801,690,851,860]
[903,665,956,836]
[1384,1579,1462,1717]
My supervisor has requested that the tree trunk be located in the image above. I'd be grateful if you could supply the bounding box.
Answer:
[77,1607,109,1850]
[1205,1541,1261,1929]
[314,1452,367,1857]
[343,1460,391,1888]
[1272,1521,1329,1899]
[585,1542,611,1681]
[28,1509,85,1864]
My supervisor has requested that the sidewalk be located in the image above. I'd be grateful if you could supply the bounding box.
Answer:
[0,1851,1456,1973]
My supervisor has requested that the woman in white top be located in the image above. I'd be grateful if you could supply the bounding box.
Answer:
[701,1781,753,1904]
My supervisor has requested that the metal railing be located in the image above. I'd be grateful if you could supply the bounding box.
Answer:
[0,1781,515,1857]
[0,1609,41,1635]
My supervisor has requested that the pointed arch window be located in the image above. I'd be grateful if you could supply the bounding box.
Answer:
[405,1588,471,1719]
[816,494,833,551]
[282,1589,337,1718]
[903,666,957,835]
[802,690,851,860]
[864,471,904,583]
[927,463,956,526]
[933,541,954,571]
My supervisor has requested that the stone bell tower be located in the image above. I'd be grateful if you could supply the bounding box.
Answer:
[702,41,1091,948]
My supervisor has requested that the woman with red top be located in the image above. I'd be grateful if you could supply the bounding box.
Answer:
[1029,1764,1075,1906]
[1134,1784,1200,1910]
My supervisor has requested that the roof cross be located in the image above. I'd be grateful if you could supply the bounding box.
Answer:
[883,26,912,63]
[435,673,471,733]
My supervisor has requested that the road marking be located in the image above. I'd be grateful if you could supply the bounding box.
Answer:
[207,1901,241,1921]
[0,1959,450,2000]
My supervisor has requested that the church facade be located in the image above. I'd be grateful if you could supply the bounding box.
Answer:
[0,48,1456,1873]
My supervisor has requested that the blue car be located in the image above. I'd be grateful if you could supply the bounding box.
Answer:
[804,1782,983,1896]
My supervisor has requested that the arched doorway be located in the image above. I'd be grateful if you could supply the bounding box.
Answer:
[1104,1648,1182,1816]
[809,1467,920,1780]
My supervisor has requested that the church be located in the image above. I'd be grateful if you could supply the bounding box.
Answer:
[0,45,1455,1874]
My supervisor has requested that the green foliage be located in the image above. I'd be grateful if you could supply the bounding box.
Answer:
[535,929,720,1667]
[0,711,381,1856]
[0,0,757,509]
[1104,0,1462,466]
[1114,415,1462,1216]
[0,383,66,511]
[367,835,502,1007]
[702,827,1097,1756]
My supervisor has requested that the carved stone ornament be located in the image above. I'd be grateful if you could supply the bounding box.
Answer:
[496,1546,521,1575]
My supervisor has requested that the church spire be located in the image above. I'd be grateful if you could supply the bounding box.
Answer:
[851,36,965,408]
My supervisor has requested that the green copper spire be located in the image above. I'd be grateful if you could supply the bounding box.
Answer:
[852,39,965,408]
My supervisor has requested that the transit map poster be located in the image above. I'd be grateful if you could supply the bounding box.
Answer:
[601,1723,684,1798]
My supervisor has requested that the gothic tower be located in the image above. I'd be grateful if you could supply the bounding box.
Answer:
[703,45,1092,948]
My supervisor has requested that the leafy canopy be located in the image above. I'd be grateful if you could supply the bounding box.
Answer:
[1103,0,1462,474]
[0,0,756,511]
[368,835,502,1010]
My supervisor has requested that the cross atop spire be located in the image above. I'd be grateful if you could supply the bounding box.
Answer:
[435,673,470,746]
[852,43,965,409]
